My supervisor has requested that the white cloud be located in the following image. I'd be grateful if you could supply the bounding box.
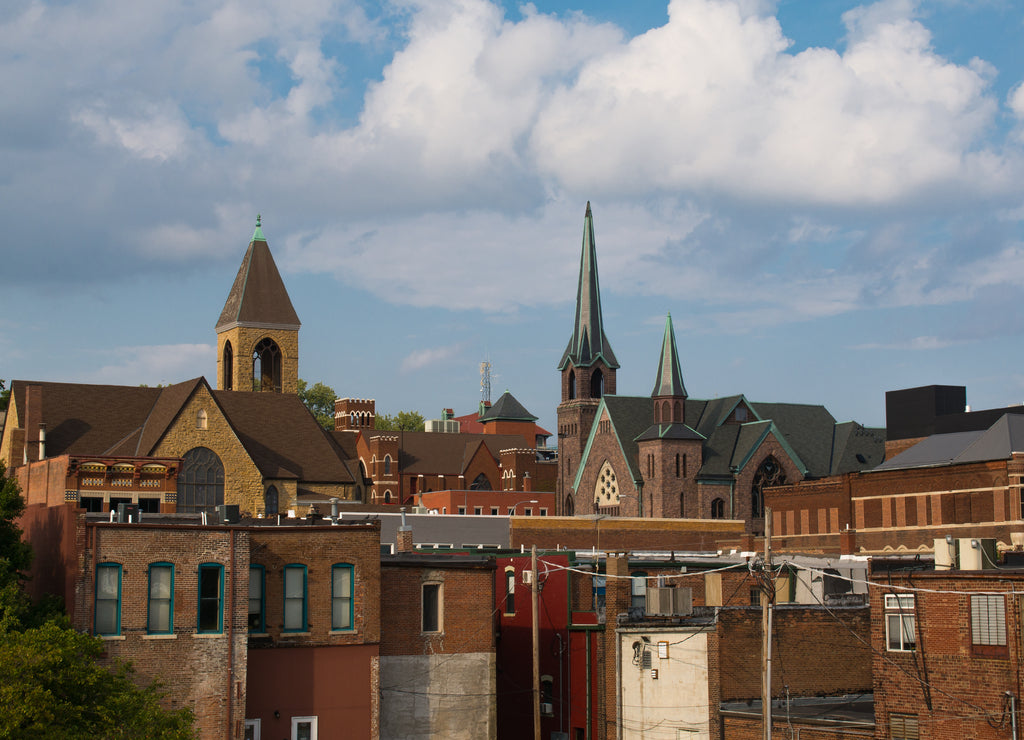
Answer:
[854,336,955,351]
[81,344,214,386]
[74,104,193,161]
[400,344,463,372]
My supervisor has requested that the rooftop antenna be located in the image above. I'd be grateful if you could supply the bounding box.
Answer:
[480,360,492,406]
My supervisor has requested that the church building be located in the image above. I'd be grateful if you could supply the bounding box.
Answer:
[556,204,885,532]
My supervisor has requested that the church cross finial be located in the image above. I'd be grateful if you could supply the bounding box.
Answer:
[256,213,261,227]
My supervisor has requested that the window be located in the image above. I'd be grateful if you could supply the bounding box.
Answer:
[223,341,234,390]
[284,565,307,632]
[291,716,318,740]
[889,713,919,739]
[474,506,483,515]
[631,572,647,611]
[490,507,499,516]
[384,455,391,475]
[504,568,516,614]
[198,564,224,633]
[711,498,725,519]
[884,594,916,651]
[523,508,533,516]
[252,337,282,393]
[540,508,548,516]
[177,447,225,514]
[264,486,279,516]
[422,582,442,633]
[971,594,1007,654]
[244,719,261,740]
[332,564,354,631]
[147,563,174,634]
[751,456,786,518]
[95,563,122,636]
[196,409,208,430]
[458,506,466,515]
[593,576,606,612]
[249,565,265,632]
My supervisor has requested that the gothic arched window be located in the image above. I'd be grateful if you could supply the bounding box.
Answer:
[264,485,279,516]
[590,368,604,399]
[177,447,225,514]
[252,337,282,392]
[751,456,786,518]
[470,473,492,491]
[384,455,392,475]
[568,370,576,400]
[711,498,725,519]
[222,341,233,390]
[564,494,575,516]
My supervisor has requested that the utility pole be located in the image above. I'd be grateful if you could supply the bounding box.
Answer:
[761,508,773,740]
[532,545,541,740]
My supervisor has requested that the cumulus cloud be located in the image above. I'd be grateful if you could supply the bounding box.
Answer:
[81,344,214,386]
[400,344,463,372]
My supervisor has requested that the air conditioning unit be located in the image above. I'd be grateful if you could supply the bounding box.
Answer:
[116,503,140,523]
[217,504,240,524]
[958,538,998,571]
[646,587,693,616]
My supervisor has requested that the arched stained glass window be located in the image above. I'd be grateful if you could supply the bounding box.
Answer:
[177,447,225,514]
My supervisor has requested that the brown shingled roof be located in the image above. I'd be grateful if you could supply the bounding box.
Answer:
[362,430,530,475]
[216,238,300,331]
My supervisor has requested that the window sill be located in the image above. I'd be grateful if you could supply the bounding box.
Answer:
[281,631,311,637]
[98,635,126,641]
[143,634,177,640]
[193,632,225,638]
[329,628,355,634]
[248,632,269,637]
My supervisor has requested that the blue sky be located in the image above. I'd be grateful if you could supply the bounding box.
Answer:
[3,0,1024,437]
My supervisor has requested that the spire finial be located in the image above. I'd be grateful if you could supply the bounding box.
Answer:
[256,213,261,227]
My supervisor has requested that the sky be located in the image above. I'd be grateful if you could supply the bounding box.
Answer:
[3,0,1024,438]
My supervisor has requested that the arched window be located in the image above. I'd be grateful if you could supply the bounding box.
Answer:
[564,494,575,516]
[751,456,786,518]
[196,409,208,430]
[662,401,670,423]
[222,341,233,390]
[252,337,282,392]
[590,368,604,399]
[654,403,660,423]
[177,447,224,514]
[594,462,617,506]
[384,490,392,503]
[675,454,680,477]
[264,485,279,516]
[711,498,725,518]
[674,400,682,421]
[384,455,392,475]
[679,491,684,517]
[568,370,576,400]
[470,473,492,491]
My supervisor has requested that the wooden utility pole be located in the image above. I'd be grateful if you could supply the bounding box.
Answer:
[532,545,541,740]
[761,508,773,740]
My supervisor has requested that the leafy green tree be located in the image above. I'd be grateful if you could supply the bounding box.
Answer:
[0,380,9,412]
[0,464,195,738]
[297,379,337,429]
[375,410,426,432]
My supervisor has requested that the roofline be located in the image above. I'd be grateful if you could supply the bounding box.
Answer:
[733,420,810,477]
[215,320,302,333]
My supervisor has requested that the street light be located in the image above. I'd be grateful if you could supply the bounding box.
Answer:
[509,499,539,516]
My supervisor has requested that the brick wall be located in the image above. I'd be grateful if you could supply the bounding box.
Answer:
[511,516,746,552]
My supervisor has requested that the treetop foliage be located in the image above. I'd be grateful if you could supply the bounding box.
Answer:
[375,410,426,432]
[297,379,337,430]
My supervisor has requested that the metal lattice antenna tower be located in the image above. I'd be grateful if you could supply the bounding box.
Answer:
[480,361,492,405]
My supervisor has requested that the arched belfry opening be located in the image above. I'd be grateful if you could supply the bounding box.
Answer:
[590,368,604,399]
[222,341,233,390]
[253,337,283,393]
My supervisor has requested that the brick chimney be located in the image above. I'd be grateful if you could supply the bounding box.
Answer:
[24,384,43,464]
[840,527,857,555]
[397,508,414,553]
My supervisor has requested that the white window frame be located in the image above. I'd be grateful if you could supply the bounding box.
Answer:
[291,715,317,740]
[971,594,1007,648]
[884,594,916,652]
[244,718,261,740]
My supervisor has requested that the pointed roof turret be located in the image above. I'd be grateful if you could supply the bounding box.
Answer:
[479,390,539,423]
[216,216,301,332]
[558,202,619,370]
[651,313,687,398]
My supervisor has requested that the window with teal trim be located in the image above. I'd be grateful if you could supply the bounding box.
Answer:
[248,565,265,632]
[331,564,354,631]
[95,563,122,635]
[198,563,224,633]
[147,563,174,634]
[284,564,307,632]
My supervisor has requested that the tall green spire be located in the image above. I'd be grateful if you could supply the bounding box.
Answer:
[652,313,687,398]
[558,202,619,370]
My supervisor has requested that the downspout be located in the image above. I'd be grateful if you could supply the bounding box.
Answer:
[226,529,235,740]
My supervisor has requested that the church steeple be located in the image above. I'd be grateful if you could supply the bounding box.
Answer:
[216,216,301,393]
[652,313,687,399]
[558,202,619,372]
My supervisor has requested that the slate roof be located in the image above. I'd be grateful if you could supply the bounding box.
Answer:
[559,202,619,371]
[216,223,300,332]
[579,393,884,486]
[478,390,538,423]
[8,378,353,483]
[651,314,687,398]
[874,412,1024,471]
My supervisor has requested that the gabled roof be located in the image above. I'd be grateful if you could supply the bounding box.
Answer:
[829,421,886,475]
[478,390,538,423]
[874,413,1024,471]
[651,313,686,398]
[216,218,300,332]
[558,202,619,371]
[361,430,531,476]
[8,378,352,483]
[575,396,653,490]
[634,423,704,443]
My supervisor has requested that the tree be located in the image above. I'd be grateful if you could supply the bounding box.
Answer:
[0,380,9,412]
[0,464,195,738]
[297,379,337,429]
[375,410,426,432]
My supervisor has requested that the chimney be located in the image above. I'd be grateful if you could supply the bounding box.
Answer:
[397,508,414,553]
[24,385,42,464]
[523,471,532,492]
[840,527,857,555]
